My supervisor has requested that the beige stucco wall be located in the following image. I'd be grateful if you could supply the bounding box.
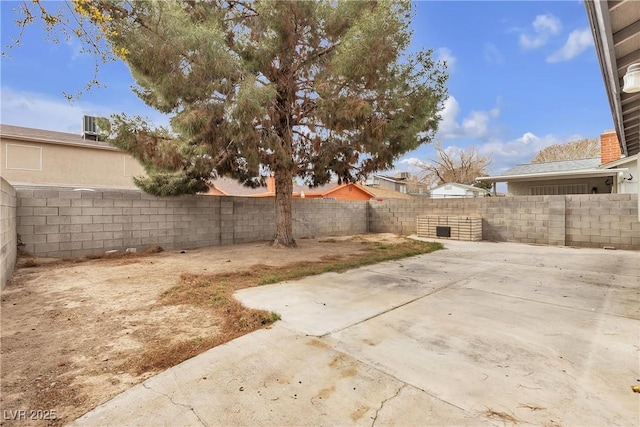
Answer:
[1,137,145,188]
[507,177,616,196]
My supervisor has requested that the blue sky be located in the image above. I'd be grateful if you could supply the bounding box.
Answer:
[1,1,612,178]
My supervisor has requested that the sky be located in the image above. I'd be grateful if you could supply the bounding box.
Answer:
[0,1,613,179]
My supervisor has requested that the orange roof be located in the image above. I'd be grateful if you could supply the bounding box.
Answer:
[206,178,410,200]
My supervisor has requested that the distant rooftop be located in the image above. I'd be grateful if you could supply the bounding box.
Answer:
[0,124,116,150]
[502,158,601,176]
[430,182,490,193]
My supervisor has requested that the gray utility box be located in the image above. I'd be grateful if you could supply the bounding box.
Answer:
[417,216,482,241]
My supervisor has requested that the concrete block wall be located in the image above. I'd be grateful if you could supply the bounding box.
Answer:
[231,198,276,244]
[1,178,17,289]
[11,187,640,259]
[231,198,368,244]
[15,187,368,258]
[293,199,368,238]
[565,194,639,250]
[369,194,639,249]
[16,188,223,258]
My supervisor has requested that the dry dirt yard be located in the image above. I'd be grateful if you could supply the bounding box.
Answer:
[0,234,417,426]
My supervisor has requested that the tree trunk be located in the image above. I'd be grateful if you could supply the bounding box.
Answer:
[272,166,297,248]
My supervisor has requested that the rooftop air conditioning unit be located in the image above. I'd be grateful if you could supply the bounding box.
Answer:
[83,115,98,140]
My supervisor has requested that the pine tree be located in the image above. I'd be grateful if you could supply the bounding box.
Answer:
[19,0,449,247]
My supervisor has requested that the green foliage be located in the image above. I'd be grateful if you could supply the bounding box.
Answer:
[72,0,447,196]
[9,1,448,244]
[473,181,493,191]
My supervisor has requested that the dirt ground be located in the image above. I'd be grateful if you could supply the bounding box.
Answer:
[0,234,406,426]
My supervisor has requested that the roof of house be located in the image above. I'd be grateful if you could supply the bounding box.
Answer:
[500,158,602,176]
[584,0,639,157]
[0,124,118,151]
[209,177,269,196]
[367,174,407,185]
[430,183,490,194]
[362,184,411,199]
[209,177,345,197]
[477,156,625,183]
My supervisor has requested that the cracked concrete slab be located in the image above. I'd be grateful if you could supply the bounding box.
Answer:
[70,325,480,426]
[71,240,640,426]
[331,286,639,426]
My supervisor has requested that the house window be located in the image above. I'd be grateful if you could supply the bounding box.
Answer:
[530,184,588,195]
[400,186,407,194]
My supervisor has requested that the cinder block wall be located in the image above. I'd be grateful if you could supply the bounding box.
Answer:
[15,187,368,258]
[369,194,639,250]
[16,188,223,258]
[565,194,640,248]
[293,199,368,239]
[1,178,18,289]
[11,187,640,258]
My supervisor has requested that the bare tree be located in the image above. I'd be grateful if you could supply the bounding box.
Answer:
[415,143,491,187]
[531,138,599,163]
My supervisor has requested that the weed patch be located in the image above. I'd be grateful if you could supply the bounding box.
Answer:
[137,239,442,372]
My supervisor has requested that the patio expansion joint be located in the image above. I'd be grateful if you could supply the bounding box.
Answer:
[320,271,487,338]
[141,380,208,427]
[468,288,639,321]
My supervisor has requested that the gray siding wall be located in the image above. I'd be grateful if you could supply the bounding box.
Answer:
[1,178,18,289]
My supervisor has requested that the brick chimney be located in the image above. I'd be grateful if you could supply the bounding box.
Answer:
[266,176,275,193]
[600,130,621,164]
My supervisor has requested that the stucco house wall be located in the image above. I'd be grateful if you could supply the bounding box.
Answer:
[1,125,145,189]
[604,155,639,195]
[429,183,488,198]
[367,176,407,193]
[507,176,616,196]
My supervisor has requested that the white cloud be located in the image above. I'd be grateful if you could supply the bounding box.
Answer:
[395,157,426,178]
[0,87,111,133]
[483,43,505,66]
[532,14,562,35]
[437,96,500,140]
[477,132,563,173]
[461,108,499,138]
[400,157,426,169]
[0,86,170,132]
[435,47,457,72]
[519,13,562,50]
[437,96,461,137]
[546,28,594,63]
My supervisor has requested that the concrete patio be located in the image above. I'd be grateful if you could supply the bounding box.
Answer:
[71,239,640,426]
